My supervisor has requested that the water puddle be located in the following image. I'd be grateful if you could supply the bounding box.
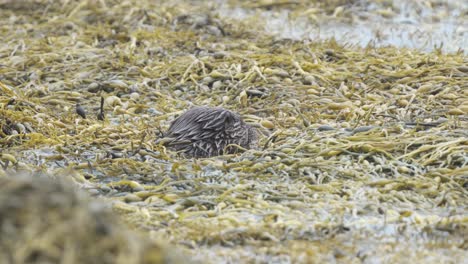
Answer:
[217,0,467,53]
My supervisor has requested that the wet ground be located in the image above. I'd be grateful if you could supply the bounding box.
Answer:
[219,0,467,53]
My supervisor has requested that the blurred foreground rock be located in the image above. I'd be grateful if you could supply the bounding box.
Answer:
[0,174,182,264]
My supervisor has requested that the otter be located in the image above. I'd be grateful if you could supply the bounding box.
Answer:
[163,106,257,158]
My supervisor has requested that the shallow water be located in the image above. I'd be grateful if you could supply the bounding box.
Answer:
[218,0,467,53]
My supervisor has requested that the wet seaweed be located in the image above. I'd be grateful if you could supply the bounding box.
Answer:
[0,0,467,263]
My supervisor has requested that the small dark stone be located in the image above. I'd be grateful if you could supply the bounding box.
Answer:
[76,103,86,119]
[317,125,335,131]
[246,88,268,98]
[162,106,258,158]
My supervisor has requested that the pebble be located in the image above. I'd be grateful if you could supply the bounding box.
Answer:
[352,126,375,134]
[212,80,223,89]
[317,125,335,131]
[123,194,143,203]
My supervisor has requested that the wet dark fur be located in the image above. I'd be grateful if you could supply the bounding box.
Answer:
[164,106,257,157]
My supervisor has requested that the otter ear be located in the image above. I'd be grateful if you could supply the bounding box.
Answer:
[221,111,237,127]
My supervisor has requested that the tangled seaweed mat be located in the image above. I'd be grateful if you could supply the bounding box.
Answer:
[0,174,182,264]
[0,0,467,263]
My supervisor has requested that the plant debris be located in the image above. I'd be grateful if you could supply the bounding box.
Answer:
[0,0,466,263]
